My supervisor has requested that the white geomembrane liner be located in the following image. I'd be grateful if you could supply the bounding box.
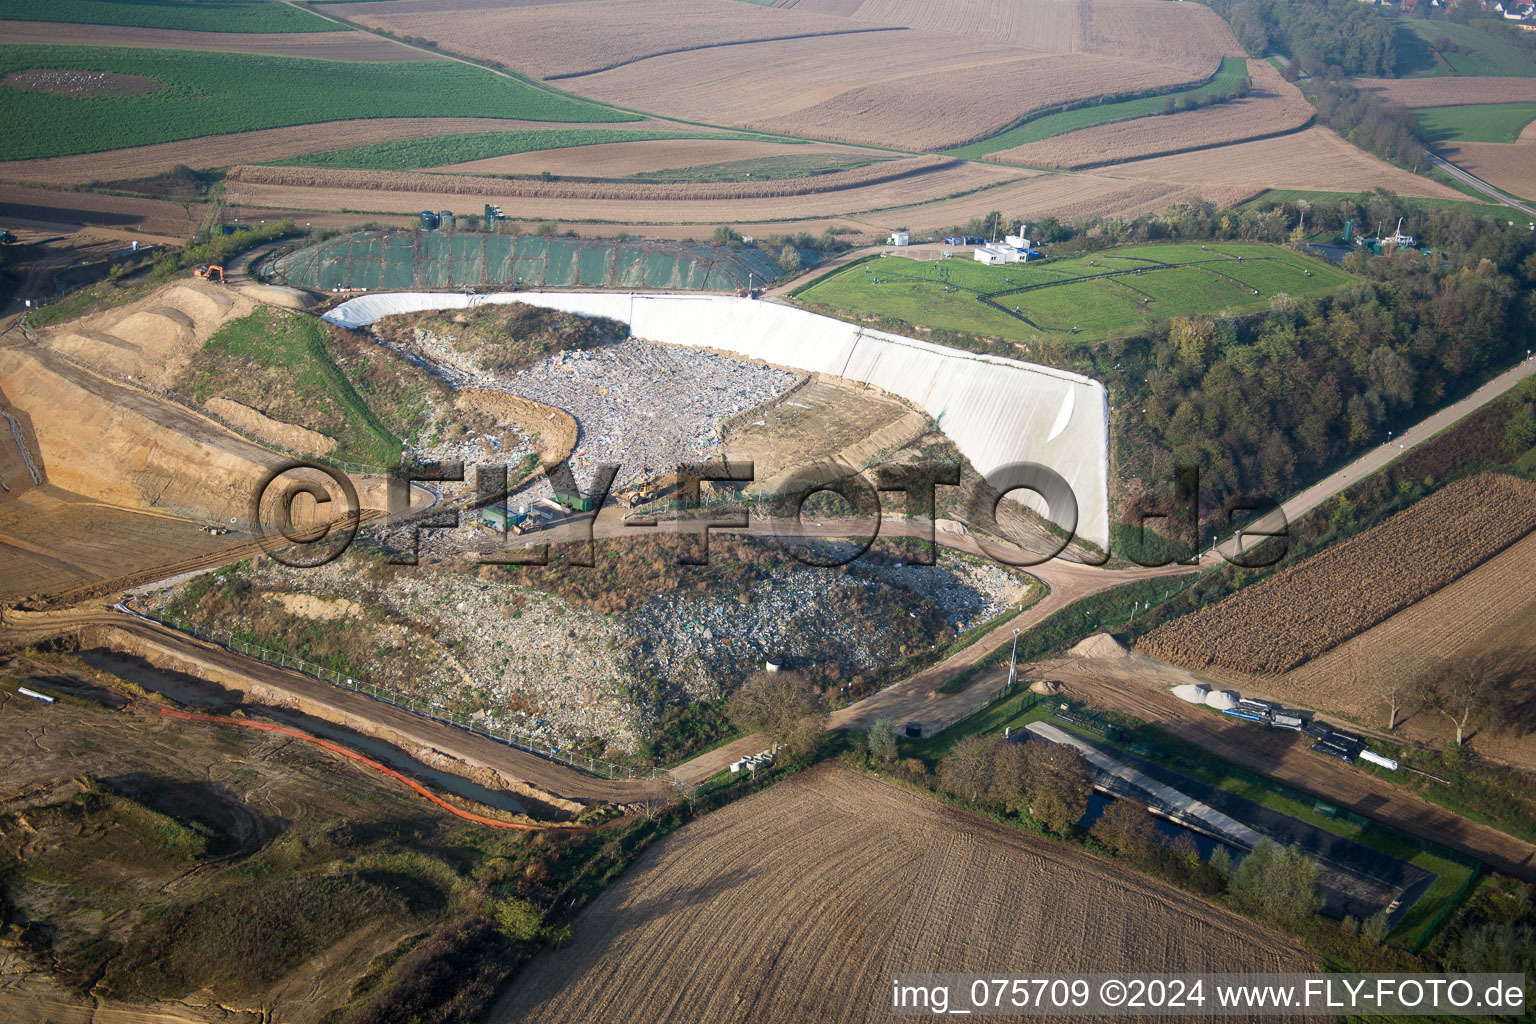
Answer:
[323,292,1110,546]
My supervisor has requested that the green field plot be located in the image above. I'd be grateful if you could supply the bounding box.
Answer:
[947,58,1249,161]
[0,44,632,161]
[3,0,345,33]
[180,307,400,467]
[1394,19,1536,78]
[1417,102,1536,143]
[797,242,1351,343]
[274,129,779,171]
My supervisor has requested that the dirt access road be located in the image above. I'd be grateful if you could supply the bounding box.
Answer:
[0,604,671,812]
[1213,351,1536,560]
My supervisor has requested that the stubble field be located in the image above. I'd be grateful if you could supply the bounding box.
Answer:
[990,60,1313,170]
[1140,474,1536,674]
[493,765,1313,1024]
[1438,121,1536,201]
[1353,75,1536,108]
[1101,126,1468,200]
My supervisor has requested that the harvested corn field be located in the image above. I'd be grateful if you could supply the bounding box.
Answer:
[222,161,1030,226]
[869,173,1259,230]
[494,765,1314,1024]
[989,61,1313,170]
[1242,530,1536,733]
[1102,127,1466,199]
[428,138,882,177]
[1140,474,1536,674]
[1353,76,1536,108]
[225,155,961,200]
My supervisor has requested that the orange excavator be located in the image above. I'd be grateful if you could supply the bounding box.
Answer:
[193,264,225,283]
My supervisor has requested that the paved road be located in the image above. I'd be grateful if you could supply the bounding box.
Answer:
[1430,154,1536,220]
[1212,352,1536,560]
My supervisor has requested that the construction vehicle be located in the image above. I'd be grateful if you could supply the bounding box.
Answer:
[193,264,225,283]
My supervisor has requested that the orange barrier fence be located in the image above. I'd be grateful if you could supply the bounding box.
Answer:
[159,708,622,832]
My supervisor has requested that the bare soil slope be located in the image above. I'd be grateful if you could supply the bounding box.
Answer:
[42,279,270,389]
[495,765,1313,1024]
[0,346,285,525]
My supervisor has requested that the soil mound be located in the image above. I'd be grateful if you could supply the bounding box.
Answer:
[1069,632,1129,659]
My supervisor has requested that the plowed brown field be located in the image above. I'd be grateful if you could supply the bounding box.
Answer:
[990,60,1313,170]
[777,0,1240,70]
[332,0,1215,150]
[1102,126,1466,199]
[1141,474,1536,674]
[0,19,437,61]
[0,118,688,185]
[741,52,1198,150]
[332,0,887,79]
[1440,122,1536,201]
[493,765,1314,1024]
[0,184,200,240]
[1353,76,1536,108]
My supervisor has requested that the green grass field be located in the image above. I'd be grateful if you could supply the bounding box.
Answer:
[4,0,344,33]
[1416,102,1536,143]
[0,44,632,161]
[946,58,1249,161]
[1394,19,1536,78]
[796,242,1352,343]
[272,129,781,171]
[181,307,400,467]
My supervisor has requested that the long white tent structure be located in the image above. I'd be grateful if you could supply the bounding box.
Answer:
[323,292,1111,547]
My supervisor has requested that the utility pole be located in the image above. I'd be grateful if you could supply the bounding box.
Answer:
[1007,627,1021,691]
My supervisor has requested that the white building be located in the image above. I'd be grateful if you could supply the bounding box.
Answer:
[1005,233,1032,249]
[974,243,1031,265]
[888,231,910,246]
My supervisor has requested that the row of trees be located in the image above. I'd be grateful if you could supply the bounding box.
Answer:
[1201,0,1398,77]
[927,734,1334,926]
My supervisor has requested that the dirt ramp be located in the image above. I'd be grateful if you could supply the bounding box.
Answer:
[43,278,257,389]
[205,397,337,457]
[454,388,577,466]
[0,384,45,500]
[0,347,285,525]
